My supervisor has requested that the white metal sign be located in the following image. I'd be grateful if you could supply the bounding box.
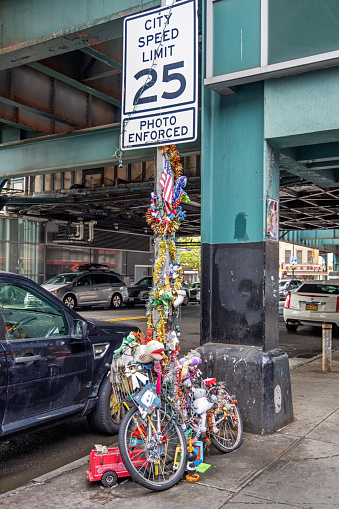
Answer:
[121,0,198,150]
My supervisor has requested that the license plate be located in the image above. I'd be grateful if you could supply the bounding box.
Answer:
[306,303,317,311]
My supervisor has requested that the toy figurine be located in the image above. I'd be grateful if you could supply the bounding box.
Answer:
[192,387,218,433]
[113,331,139,358]
[185,439,199,482]
[133,339,164,364]
[179,351,202,386]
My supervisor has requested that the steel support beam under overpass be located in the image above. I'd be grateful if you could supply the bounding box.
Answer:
[0,124,200,178]
[0,0,160,71]
[281,229,339,251]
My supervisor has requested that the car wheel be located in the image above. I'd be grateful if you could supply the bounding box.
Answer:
[63,294,77,309]
[182,292,189,306]
[87,375,126,434]
[111,293,122,309]
[101,470,118,488]
[286,322,298,332]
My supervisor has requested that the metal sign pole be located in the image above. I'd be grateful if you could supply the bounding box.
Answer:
[150,0,173,337]
[157,0,171,190]
[121,0,196,338]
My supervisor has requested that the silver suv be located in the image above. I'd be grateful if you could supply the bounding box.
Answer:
[42,264,128,309]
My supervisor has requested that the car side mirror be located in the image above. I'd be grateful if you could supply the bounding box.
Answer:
[72,319,88,339]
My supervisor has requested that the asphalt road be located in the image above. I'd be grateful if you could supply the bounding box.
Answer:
[1,301,338,495]
[278,300,339,359]
[80,300,201,356]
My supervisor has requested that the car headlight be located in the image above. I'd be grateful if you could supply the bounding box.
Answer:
[52,289,60,294]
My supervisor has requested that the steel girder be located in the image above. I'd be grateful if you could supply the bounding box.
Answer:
[0,124,201,178]
[0,1,160,71]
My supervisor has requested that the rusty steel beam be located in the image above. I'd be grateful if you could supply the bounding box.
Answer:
[0,64,120,131]
[80,48,122,72]
[82,70,120,83]
[0,111,45,133]
[0,95,83,130]
[28,62,121,108]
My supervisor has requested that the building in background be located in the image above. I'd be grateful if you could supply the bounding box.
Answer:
[0,215,153,285]
[279,241,327,280]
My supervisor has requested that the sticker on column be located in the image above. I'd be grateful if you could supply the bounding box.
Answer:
[274,384,282,413]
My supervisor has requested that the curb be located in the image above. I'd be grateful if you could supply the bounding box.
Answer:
[289,347,338,370]
[0,455,90,501]
[1,349,337,501]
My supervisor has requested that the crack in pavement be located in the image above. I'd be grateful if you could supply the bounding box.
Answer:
[220,491,318,508]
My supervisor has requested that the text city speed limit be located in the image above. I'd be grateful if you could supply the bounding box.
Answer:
[121,0,198,150]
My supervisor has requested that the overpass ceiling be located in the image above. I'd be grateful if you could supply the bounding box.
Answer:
[279,141,339,231]
[1,5,339,236]
[2,176,202,237]
[0,6,202,237]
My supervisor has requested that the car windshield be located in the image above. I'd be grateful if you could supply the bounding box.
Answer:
[135,277,152,286]
[297,283,339,295]
[279,281,288,287]
[44,274,79,285]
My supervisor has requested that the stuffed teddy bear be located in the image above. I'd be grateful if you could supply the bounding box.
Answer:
[192,387,218,433]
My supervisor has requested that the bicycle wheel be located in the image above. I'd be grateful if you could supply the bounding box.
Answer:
[118,405,187,491]
[211,403,243,452]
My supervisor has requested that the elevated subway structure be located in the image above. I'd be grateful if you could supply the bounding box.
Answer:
[202,0,339,433]
[2,1,339,432]
[0,0,337,279]
[0,0,202,283]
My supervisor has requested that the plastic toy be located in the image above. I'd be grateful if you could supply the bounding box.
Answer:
[173,439,203,472]
[179,351,202,386]
[86,445,146,488]
[186,439,199,482]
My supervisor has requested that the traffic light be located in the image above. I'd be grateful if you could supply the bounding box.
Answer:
[311,250,315,258]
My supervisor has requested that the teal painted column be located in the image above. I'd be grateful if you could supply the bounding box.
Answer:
[199,29,292,432]
[201,81,280,352]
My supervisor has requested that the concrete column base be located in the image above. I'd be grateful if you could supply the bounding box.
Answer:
[198,343,294,434]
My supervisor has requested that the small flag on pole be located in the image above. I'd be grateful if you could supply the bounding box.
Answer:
[159,155,173,215]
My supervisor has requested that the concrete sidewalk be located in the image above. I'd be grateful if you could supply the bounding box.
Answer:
[1,351,339,509]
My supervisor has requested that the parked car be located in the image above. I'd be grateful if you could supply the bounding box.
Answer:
[42,264,128,309]
[0,271,134,440]
[283,279,339,331]
[188,282,200,301]
[127,276,153,306]
[196,288,200,303]
[279,279,303,300]
[127,277,189,306]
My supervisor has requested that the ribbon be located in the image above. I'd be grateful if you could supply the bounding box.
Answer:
[125,365,149,391]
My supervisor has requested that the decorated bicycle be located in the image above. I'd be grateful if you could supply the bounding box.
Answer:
[108,145,242,492]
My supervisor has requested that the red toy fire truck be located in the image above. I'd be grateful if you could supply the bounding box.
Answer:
[86,444,145,487]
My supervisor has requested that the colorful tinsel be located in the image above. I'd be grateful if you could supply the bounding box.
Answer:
[146,145,189,236]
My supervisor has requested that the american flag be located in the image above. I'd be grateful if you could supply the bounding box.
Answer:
[159,155,173,215]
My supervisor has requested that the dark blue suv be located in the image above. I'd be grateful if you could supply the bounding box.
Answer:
[0,271,131,440]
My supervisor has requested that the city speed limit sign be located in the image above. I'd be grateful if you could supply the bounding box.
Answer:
[121,0,198,150]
